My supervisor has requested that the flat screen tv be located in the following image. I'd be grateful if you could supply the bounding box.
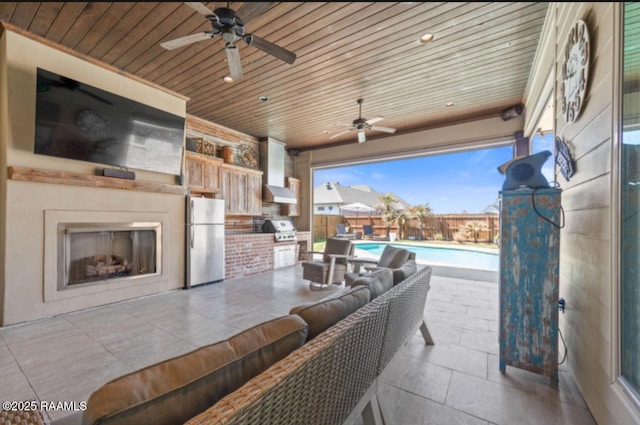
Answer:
[34,68,185,176]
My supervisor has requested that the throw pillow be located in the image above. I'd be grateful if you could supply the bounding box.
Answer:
[351,268,394,299]
[290,285,370,340]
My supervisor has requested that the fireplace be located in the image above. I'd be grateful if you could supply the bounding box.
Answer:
[58,222,162,290]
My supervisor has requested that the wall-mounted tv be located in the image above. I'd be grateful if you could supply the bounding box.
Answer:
[34,68,185,176]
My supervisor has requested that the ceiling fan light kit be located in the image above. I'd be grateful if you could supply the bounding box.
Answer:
[160,2,297,82]
[329,98,397,143]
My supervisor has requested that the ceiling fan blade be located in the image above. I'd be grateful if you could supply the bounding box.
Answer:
[236,2,274,25]
[329,128,355,139]
[365,116,384,125]
[358,130,367,143]
[161,32,212,50]
[184,2,215,16]
[244,34,296,64]
[370,126,396,134]
[226,44,243,81]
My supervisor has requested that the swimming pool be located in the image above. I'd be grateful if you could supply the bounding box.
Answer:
[354,243,499,271]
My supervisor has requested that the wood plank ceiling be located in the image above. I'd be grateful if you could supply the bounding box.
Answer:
[0,2,549,151]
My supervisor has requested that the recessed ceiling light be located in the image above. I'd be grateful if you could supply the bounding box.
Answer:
[258,95,269,102]
[222,76,234,83]
[445,102,455,107]
[420,33,434,44]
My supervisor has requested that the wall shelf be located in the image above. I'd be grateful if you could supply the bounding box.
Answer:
[8,166,187,196]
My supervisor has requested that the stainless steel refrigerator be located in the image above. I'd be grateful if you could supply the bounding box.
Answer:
[185,196,225,288]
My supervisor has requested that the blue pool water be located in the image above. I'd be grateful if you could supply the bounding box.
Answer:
[355,243,499,271]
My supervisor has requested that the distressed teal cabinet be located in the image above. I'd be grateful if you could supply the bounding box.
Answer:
[499,188,561,387]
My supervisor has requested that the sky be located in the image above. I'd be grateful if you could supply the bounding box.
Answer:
[313,133,555,214]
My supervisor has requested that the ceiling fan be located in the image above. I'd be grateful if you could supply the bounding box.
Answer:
[160,2,296,82]
[329,99,396,143]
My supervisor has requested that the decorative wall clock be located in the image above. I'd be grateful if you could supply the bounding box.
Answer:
[561,19,590,123]
[238,145,258,169]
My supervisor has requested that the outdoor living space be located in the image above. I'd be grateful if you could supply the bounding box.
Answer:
[0,264,595,425]
[1,3,639,424]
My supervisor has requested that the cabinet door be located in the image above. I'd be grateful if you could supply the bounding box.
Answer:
[235,172,248,214]
[282,177,301,216]
[219,165,263,215]
[219,167,235,213]
[247,173,262,215]
[204,161,220,191]
[185,153,221,196]
[185,156,205,189]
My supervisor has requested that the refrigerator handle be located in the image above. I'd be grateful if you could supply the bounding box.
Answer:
[189,199,196,249]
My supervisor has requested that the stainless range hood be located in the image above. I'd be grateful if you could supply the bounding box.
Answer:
[259,138,297,204]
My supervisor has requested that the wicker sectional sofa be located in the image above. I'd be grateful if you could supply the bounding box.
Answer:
[83,265,433,425]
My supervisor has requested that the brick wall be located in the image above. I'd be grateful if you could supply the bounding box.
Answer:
[225,232,312,280]
[296,231,311,261]
[225,234,274,279]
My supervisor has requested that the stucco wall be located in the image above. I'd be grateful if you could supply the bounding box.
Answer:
[0,29,187,326]
[531,3,640,424]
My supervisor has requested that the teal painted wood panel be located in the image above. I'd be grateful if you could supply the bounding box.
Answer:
[499,188,560,387]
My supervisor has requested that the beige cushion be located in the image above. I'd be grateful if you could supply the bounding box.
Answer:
[290,285,370,340]
[377,245,412,268]
[83,315,308,425]
[351,268,394,299]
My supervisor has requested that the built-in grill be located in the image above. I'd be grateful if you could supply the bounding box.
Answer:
[262,219,297,242]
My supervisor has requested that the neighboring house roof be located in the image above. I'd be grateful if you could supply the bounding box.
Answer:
[314,182,411,211]
[481,198,500,214]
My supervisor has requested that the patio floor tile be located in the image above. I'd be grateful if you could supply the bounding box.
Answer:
[0,265,596,425]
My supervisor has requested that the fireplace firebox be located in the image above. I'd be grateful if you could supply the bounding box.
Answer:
[59,222,162,289]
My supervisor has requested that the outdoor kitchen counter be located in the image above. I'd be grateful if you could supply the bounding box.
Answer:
[224,231,310,280]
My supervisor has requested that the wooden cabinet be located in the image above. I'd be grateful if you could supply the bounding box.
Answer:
[281,177,301,216]
[219,163,263,215]
[498,188,561,388]
[247,172,262,215]
[184,152,222,197]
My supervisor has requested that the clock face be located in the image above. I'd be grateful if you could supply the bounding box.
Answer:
[561,19,590,123]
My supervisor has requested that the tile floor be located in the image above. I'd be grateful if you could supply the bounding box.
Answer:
[0,266,597,425]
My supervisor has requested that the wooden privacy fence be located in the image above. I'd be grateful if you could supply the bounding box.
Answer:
[313,214,499,243]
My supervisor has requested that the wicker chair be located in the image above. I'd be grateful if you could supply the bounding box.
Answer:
[0,406,46,425]
[301,238,354,289]
[345,245,417,286]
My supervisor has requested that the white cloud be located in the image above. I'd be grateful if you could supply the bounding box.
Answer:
[370,172,386,181]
